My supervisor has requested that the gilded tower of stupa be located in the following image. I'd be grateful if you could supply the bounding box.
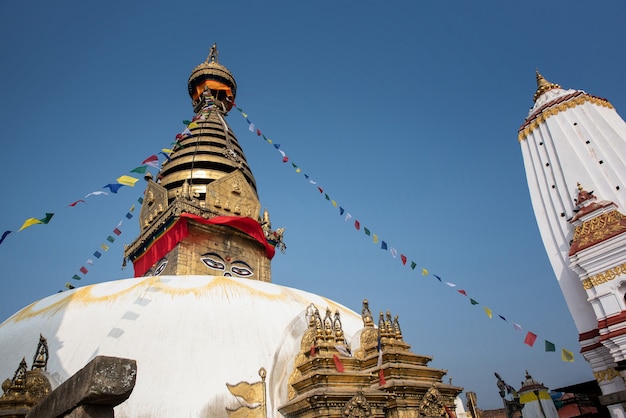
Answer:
[124,44,285,282]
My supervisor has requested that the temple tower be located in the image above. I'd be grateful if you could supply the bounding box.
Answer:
[518,72,626,415]
[124,44,285,282]
[518,372,558,418]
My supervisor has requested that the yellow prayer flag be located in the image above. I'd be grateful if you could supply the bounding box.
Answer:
[187,122,199,129]
[18,217,43,231]
[267,139,272,144]
[129,205,136,212]
[373,234,378,244]
[241,112,248,118]
[562,348,574,362]
[483,307,493,319]
[226,405,263,418]
[295,168,302,173]
[331,200,337,207]
[226,381,264,404]
[116,175,139,187]
[421,268,429,276]
[101,243,110,251]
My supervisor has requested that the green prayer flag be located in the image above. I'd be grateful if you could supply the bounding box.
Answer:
[364,228,370,236]
[183,120,192,125]
[107,235,115,243]
[545,340,556,352]
[130,166,148,174]
[72,274,81,280]
[410,261,416,270]
[137,197,144,204]
[325,194,330,201]
[39,213,54,224]
[470,298,479,305]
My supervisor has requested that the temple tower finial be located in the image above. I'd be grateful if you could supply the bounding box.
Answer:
[533,70,561,102]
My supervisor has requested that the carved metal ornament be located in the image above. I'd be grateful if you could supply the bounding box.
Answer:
[343,391,372,417]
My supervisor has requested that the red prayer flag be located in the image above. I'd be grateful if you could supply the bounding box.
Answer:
[401,254,407,265]
[354,220,360,230]
[113,228,122,236]
[332,354,344,372]
[318,186,324,194]
[378,369,386,385]
[79,266,88,274]
[69,199,85,207]
[282,156,289,163]
[142,154,158,164]
[256,129,261,136]
[458,289,467,296]
[524,331,537,347]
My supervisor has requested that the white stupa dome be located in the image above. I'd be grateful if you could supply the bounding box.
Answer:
[0,275,365,417]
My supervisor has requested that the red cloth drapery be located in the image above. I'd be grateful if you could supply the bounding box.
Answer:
[132,214,275,277]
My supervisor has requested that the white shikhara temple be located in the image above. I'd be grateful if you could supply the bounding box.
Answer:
[519,72,626,416]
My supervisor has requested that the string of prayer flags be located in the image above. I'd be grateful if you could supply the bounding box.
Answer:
[233,102,577,363]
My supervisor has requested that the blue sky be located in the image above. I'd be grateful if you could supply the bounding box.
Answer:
[1,0,625,410]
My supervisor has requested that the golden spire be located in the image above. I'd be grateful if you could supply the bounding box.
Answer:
[533,70,561,102]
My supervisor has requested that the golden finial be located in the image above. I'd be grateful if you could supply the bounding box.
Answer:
[533,70,561,102]
[208,43,219,63]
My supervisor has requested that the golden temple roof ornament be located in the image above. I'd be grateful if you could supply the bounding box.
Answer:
[208,43,219,63]
[533,70,561,102]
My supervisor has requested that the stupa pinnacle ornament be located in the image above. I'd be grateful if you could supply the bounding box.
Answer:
[124,44,285,281]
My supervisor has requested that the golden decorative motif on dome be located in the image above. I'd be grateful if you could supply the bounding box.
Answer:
[418,383,448,418]
[225,367,267,417]
[594,367,619,383]
[518,94,613,141]
[582,262,626,290]
[343,391,372,417]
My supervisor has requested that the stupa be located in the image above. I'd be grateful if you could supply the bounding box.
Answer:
[519,71,626,416]
[0,45,464,417]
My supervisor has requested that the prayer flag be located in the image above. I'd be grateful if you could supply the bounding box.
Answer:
[339,207,345,215]
[72,275,81,280]
[318,187,324,194]
[130,166,148,174]
[103,183,124,193]
[296,168,302,173]
[85,191,108,198]
[484,307,493,318]
[331,200,337,207]
[373,234,379,244]
[513,323,523,331]
[354,220,360,230]
[142,155,158,165]
[256,129,261,136]
[0,230,12,245]
[345,213,352,221]
[446,282,456,287]
[274,143,281,149]
[93,251,102,258]
[524,331,537,347]
[79,266,88,274]
[159,152,171,162]
[470,298,479,305]
[249,123,255,132]
[125,212,133,219]
[69,200,85,207]
[424,269,432,277]
[562,348,574,362]
[113,228,122,236]
[390,247,397,258]
[332,354,344,372]
[324,194,330,201]
[65,283,75,290]
[335,345,351,357]
[410,261,416,269]
[545,340,556,352]
[187,122,199,129]
[181,127,192,137]
[18,218,43,231]
[378,369,386,386]
[101,243,109,251]
[364,227,370,236]
[401,254,407,265]
[130,205,136,212]
[458,289,467,296]
[116,175,139,187]
[498,315,507,321]
[161,148,173,154]
[107,236,115,243]
[241,112,248,118]
[183,119,192,125]
[137,197,144,204]
[381,241,388,250]
[86,259,93,265]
